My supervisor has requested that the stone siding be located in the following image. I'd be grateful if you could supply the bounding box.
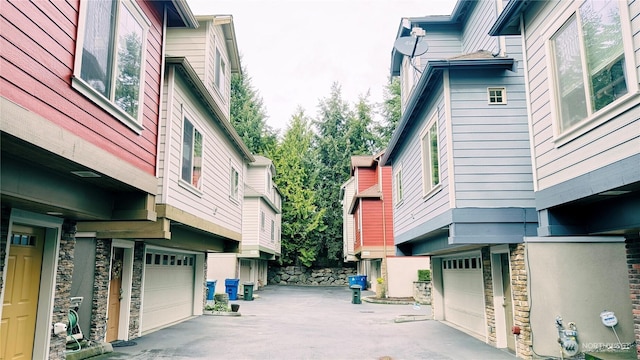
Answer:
[413,281,432,304]
[482,247,496,347]
[50,220,76,360]
[129,241,145,339]
[625,238,640,360]
[268,266,356,286]
[511,243,532,359]
[89,239,111,342]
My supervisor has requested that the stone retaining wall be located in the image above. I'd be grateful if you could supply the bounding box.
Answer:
[413,281,432,304]
[268,266,356,286]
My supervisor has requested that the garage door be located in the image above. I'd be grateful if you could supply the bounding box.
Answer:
[142,250,195,333]
[442,255,485,337]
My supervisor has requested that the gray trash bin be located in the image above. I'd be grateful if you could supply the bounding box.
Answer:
[350,285,362,304]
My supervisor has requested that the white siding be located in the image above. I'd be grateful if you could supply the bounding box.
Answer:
[165,26,207,80]
[523,0,640,191]
[161,71,244,234]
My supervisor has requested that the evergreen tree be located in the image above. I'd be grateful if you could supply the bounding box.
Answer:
[347,91,380,154]
[312,83,353,265]
[375,77,401,147]
[230,67,278,155]
[271,109,325,267]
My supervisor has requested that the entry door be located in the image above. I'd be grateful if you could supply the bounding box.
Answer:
[106,248,124,342]
[501,253,515,351]
[1,224,45,360]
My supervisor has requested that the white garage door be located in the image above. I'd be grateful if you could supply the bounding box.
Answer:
[142,251,195,333]
[442,256,485,337]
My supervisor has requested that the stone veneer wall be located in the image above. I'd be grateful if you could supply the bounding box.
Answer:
[268,266,357,286]
[511,243,532,359]
[625,238,640,360]
[129,241,145,339]
[89,238,111,342]
[49,220,76,360]
[413,281,432,304]
[482,247,496,347]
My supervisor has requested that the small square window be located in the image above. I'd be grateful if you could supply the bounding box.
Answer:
[471,258,477,269]
[188,257,194,266]
[177,258,183,266]
[154,254,161,265]
[452,260,457,269]
[145,253,152,265]
[170,255,176,266]
[162,255,169,265]
[464,259,470,269]
[488,87,506,104]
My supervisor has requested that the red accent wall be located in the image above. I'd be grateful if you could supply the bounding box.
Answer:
[0,0,164,175]
[353,160,395,251]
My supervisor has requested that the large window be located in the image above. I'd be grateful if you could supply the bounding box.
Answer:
[73,0,149,132]
[551,0,628,133]
[420,116,440,195]
[181,118,203,189]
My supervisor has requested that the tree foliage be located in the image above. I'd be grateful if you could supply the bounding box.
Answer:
[375,76,401,148]
[271,110,326,266]
[230,67,278,155]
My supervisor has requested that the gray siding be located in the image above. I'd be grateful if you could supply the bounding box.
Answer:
[461,0,499,54]
[416,25,462,66]
[393,86,451,240]
[523,0,640,192]
[450,66,535,208]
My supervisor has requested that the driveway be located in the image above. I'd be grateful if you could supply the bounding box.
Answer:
[92,285,515,360]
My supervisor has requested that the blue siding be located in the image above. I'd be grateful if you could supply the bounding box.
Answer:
[392,85,452,239]
[461,0,499,54]
[416,25,462,67]
[449,67,535,208]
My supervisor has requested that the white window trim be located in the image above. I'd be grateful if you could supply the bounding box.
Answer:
[487,87,507,105]
[543,0,639,147]
[72,0,151,134]
[178,114,204,196]
[229,165,240,202]
[393,165,403,206]
[420,113,441,198]
[213,45,227,103]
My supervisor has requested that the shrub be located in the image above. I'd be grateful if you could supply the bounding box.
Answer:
[417,269,431,281]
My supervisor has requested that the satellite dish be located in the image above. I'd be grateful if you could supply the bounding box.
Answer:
[394,36,429,57]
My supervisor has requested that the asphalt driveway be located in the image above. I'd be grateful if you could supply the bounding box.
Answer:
[92,285,515,360]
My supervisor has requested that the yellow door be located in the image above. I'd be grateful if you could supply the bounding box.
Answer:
[1,224,45,360]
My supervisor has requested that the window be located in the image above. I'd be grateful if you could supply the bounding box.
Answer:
[73,0,150,132]
[260,211,265,231]
[230,167,239,200]
[394,167,403,205]
[420,116,440,195]
[550,0,629,133]
[488,87,506,104]
[266,170,272,193]
[271,220,275,242]
[214,48,226,98]
[181,118,203,189]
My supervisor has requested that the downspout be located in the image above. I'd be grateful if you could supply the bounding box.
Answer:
[157,6,170,203]
[378,157,389,297]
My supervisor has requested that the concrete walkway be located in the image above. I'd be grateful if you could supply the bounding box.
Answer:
[91,285,515,360]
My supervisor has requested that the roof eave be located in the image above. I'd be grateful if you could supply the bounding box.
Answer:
[166,56,254,162]
[168,0,198,28]
[489,0,527,36]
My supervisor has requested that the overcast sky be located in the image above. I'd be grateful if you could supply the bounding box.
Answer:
[187,0,457,133]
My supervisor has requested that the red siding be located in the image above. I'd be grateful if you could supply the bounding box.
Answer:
[0,0,165,175]
[354,161,395,249]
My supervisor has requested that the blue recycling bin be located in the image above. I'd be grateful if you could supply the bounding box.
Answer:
[206,280,217,300]
[225,279,240,300]
[348,275,367,290]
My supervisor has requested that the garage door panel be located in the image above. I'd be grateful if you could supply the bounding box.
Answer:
[142,251,195,333]
[442,256,485,337]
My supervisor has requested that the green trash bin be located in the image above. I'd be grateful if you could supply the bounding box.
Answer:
[350,285,362,304]
[243,282,254,301]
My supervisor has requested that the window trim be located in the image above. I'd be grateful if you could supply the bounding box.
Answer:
[393,165,403,206]
[72,0,151,134]
[487,87,507,105]
[544,0,639,146]
[213,46,227,101]
[229,165,240,202]
[179,115,204,195]
[420,114,441,198]
[260,211,265,232]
